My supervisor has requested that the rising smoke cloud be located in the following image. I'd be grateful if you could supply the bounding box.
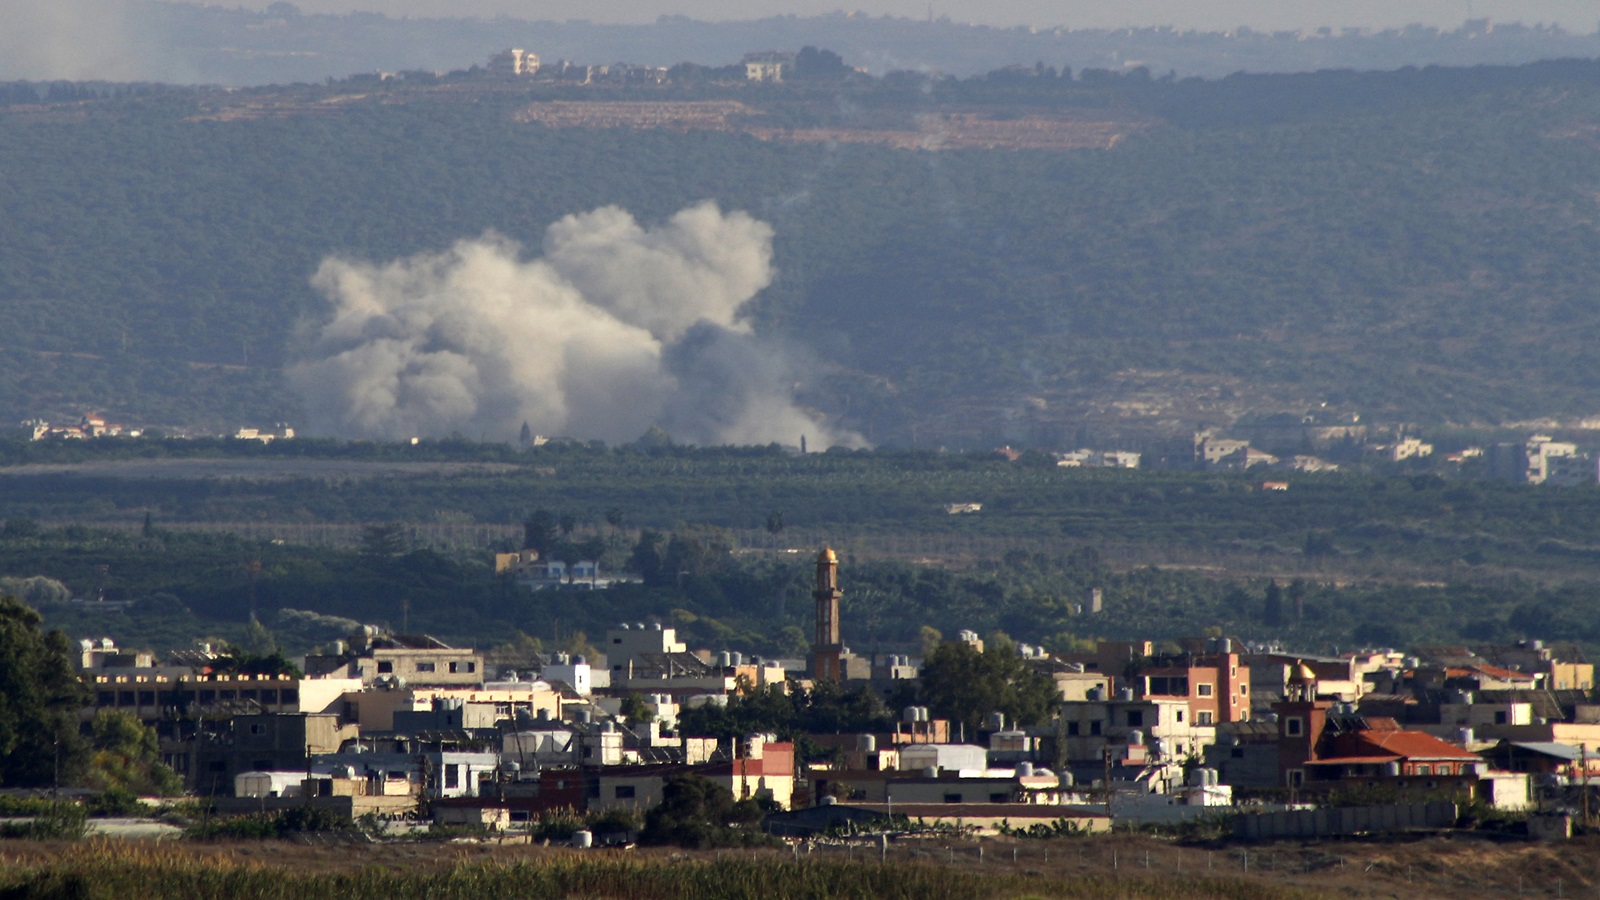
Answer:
[0,0,197,83]
[287,202,860,448]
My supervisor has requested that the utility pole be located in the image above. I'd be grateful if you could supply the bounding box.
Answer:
[1582,745,1591,827]
[1103,743,1114,819]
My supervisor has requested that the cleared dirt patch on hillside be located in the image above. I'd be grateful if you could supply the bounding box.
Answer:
[514,99,1151,150]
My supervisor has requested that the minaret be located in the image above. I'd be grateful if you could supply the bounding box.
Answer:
[810,548,843,681]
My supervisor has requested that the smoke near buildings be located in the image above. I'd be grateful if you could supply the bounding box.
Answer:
[287,202,859,448]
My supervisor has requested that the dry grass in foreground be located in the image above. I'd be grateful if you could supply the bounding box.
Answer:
[0,831,1593,899]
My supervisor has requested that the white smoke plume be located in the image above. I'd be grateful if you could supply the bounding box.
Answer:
[0,0,197,83]
[288,202,862,448]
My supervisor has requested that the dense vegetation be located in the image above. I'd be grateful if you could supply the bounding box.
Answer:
[6,62,1600,443]
[10,441,1600,660]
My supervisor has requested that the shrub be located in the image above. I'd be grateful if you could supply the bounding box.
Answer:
[0,802,88,840]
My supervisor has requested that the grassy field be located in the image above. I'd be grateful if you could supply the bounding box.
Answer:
[0,833,1592,899]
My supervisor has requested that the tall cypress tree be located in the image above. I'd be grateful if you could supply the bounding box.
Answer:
[1263,579,1284,628]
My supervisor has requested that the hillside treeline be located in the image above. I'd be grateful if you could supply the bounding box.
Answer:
[10,511,1600,662]
[4,62,1600,442]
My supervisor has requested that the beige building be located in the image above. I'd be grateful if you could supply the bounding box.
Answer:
[487,48,539,76]
[337,683,562,732]
[742,52,792,82]
[305,633,484,688]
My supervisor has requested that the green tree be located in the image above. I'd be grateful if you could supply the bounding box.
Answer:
[239,616,277,656]
[522,510,558,556]
[619,692,655,723]
[209,646,302,677]
[918,639,1057,733]
[639,774,767,848]
[1263,579,1284,627]
[0,596,90,787]
[85,709,182,796]
[359,524,408,558]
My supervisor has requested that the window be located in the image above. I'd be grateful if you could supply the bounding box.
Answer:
[1126,711,1144,728]
[262,690,278,704]
[1176,710,1184,723]
[199,690,216,703]
[250,723,268,736]
[615,785,636,799]
[1090,720,1102,735]
[1067,721,1080,736]
[467,662,476,673]
[1494,711,1508,725]
[377,661,394,674]
[1285,717,1304,737]
[1416,764,1431,775]
[1240,685,1248,695]
[281,689,298,704]
[943,793,962,804]
[415,662,436,673]
[1198,711,1214,725]
[138,691,155,705]
[990,792,1009,803]
[449,662,459,674]
[1197,684,1213,697]
[445,765,459,789]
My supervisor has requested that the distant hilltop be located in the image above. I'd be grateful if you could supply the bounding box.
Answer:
[4,4,1600,85]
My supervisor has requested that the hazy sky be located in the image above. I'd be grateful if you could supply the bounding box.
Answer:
[259,0,1599,31]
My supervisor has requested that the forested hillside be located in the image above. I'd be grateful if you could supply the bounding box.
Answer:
[5,62,1600,445]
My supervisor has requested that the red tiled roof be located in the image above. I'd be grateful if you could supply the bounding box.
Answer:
[1446,665,1534,682]
[1325,729,1479,762]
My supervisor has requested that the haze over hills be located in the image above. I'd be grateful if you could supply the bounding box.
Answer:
[6,60,1600,446]
[6,1,1600,84]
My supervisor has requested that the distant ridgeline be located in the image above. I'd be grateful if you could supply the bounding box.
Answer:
[5,58,1600,445]
[7,5,1600,84]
